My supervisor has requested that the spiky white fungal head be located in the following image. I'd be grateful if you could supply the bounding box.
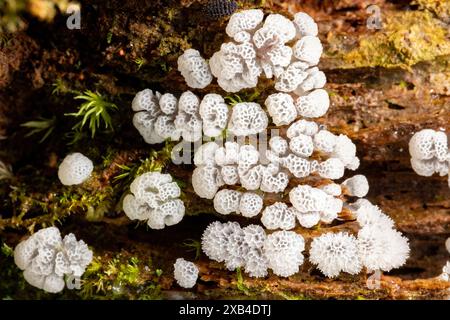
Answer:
[351,199,395,230]
[309,232,362,278]
[357,225,409,272]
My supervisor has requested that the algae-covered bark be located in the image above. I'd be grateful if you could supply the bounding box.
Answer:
[0,0,449,299]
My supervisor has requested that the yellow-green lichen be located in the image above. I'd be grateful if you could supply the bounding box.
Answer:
[335,10,450,70]
[413,0,450,22]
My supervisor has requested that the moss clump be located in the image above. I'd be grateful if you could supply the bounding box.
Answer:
[79,253,164,300]
[338,10,450,69]
[413,0,450,22]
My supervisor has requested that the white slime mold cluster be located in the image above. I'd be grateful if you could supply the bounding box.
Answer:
[409,128,449,188]
[14,226,93,293]
[123,172,185,230]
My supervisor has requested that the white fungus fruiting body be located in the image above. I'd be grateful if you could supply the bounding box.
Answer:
[294,209,321,228]
[295,89,330,118]
[293,12,318,37]
[202,221,269,275]
[14,226,93,293]
[192,165,224,200]
[123,172,185,229]
[173,258,199,288]
[225,9,265,40]
[265,93,297,126]
[174,91,203,142]
[261,202,296,230]
[263,230,305,277]
[352,199,395,230]
[58,153,93,186]
[408,129,449,187]
[228,102,268,136]
[187,9,410,280]
[213,189,241,215]
[209,10,325,94]
[446,237,450,254]
[202,221,306,278]
[210,42,261,93]
[199,94,229,137]
[132,90,230,144]
[357,225,410,272]
[192,141,292,200]
[348,199,410,272]
[342,175,369,197]
[309,232,362,278]
[239,192,264,217]
[442,261,450,281]
[177,49,213,89]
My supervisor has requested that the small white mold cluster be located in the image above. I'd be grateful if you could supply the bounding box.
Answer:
[177,9,328,117]
[123,172,185,229]
[58,152,93,186]
[192,129,365,229]
[214,189,263,217]
[202,221,304,277]
[177,49,213,89]
[179,9,409,280]
[197,10,324,94]
[177,10,328,116]
[203,199,409,279]
[309,232,361,278]
[173,258,199,288]
[132,89,272,144]
[408,129,449,188]
[353,200,409,273]
[14,226,93,293]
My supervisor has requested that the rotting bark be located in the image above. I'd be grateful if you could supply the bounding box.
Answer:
[0,0,449,299]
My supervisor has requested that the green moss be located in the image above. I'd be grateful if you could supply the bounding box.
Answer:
[113,141,174,186]
[276,291,312,300]
[182,239,202,260]
[336,11,450,69]
[80,253,164,300]
[235,267,251,295]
